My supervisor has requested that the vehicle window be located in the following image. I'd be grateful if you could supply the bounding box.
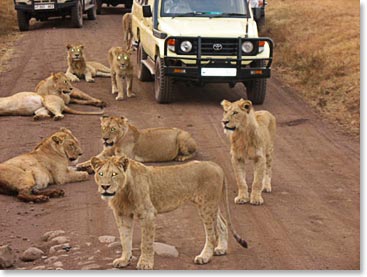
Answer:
[161,0,248,17]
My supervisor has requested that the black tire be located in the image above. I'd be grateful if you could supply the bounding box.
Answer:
[87,0,97,20]
[125,1,132,9]
[17,10,29,31]
[71,0,83,28]
[245,60,267,105]
[154,56,173,104]
[137,44,153,82]
[96,0,102,15]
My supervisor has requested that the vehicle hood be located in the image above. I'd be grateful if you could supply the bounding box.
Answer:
[158,17,256,37]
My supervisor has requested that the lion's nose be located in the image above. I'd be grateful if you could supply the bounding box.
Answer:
[222,120,229,125]
[78,152,82,156]
[103,138,108,142]
[101,185,110,191]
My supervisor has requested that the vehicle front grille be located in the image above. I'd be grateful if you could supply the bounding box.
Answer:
[200,39,238,56]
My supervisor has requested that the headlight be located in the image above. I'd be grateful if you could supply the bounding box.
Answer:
[180,41,192,53]
[242,41,254,54]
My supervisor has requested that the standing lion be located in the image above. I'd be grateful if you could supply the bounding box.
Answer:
[91,155,248,269]
[221,99,276,205]
[108,47,134,100]
[122,13,133,49]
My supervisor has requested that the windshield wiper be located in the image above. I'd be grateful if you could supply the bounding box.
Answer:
[209,12,247,18]
[172,11,209,18]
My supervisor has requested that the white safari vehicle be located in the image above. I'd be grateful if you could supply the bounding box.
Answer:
[131,0,273,104]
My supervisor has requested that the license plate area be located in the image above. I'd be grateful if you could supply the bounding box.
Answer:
[201,68,237,77]
[34,3,55,10]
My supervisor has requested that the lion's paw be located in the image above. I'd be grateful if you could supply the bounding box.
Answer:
[234,195,250,204]
[111,89,118,95]
[250,194,264,205]
[116,95,125,101]
[49,189,65,198]
[34,195,49,203]
[86,78,95,83]
[53,115,64,121]
[194,255,211,265]
[113,257,130,268]
[136,258,153,270]
[214,247,227,256]
[262,184,272,193]
[127,92,136,98]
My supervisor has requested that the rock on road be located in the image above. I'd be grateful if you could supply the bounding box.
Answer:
[0,10,359,270]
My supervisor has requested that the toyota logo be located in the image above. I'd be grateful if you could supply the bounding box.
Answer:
[213,43,223,51]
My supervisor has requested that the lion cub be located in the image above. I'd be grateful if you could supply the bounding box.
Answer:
[0,128,88,203]
[76,116,197,172]
[108,47,134,100]
[221,99,276,205]
[66,44,111,83]
[91,155,247,270]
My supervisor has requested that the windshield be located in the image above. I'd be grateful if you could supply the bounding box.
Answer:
[161,0,249,18]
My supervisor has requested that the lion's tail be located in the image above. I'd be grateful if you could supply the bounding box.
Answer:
[222,177,248,249]
[63,106,104,116]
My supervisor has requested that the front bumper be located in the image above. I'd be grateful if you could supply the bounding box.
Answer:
[14,0,76,12]
[163,37,273,83]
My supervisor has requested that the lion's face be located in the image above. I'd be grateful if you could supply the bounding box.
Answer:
[51,72,74,95]
[66,44,85,61]
[116,50,132,70]
[91,156,129,200]
[52,128,83,164]
[221,99,253,132]
[100,116,129,147]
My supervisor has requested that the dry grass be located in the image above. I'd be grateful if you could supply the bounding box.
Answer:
[263,0,360,135]
[0,0,22,72]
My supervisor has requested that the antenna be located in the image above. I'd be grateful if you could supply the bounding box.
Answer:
[245,0,250,38]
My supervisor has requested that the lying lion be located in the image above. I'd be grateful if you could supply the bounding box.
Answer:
[108,47,134,100]
[91,155,248,270]
[36,72,106,108]
[76,116,197,172]
[121,13,133,49]
[66,44,111,82]
[221,99,276,205]
[0,128,89,203]
[0,73,105,120]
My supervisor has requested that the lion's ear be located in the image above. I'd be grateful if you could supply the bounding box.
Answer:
[115,156,129,171]
[66,44,72,50]
[60,127,72,134]
[239,100,253,112]
[91,157,104,171]
[51,72,57,80]
[220,99,231,109]
[52,135,63,145]
[79,45,84,50]
[100,115,109,122]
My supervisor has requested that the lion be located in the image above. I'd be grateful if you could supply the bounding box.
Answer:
[0,73,105,120]
[65,44,111,83]
[36,72,106,108]
[221,99,276,205]
[0,128,89,203]
[122,13,133,49]
[76,116,197,173]
[90,155,248,270]
[108,47,134,101]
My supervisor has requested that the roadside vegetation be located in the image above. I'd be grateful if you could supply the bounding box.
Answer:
[263,0,360,135]
[0,0,21,72]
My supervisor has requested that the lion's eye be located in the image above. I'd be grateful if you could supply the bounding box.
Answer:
[64,80,68,83]
[112,172,118,177]
[71,49,74,52]
[99,172,103,176]
[111,128,116,132]
[232,111,238,115]
[124,56,128,60]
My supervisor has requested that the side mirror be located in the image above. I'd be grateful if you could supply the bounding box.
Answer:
[142,5,152,18]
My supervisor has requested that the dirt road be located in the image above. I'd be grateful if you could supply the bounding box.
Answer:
[0,11,360,270]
